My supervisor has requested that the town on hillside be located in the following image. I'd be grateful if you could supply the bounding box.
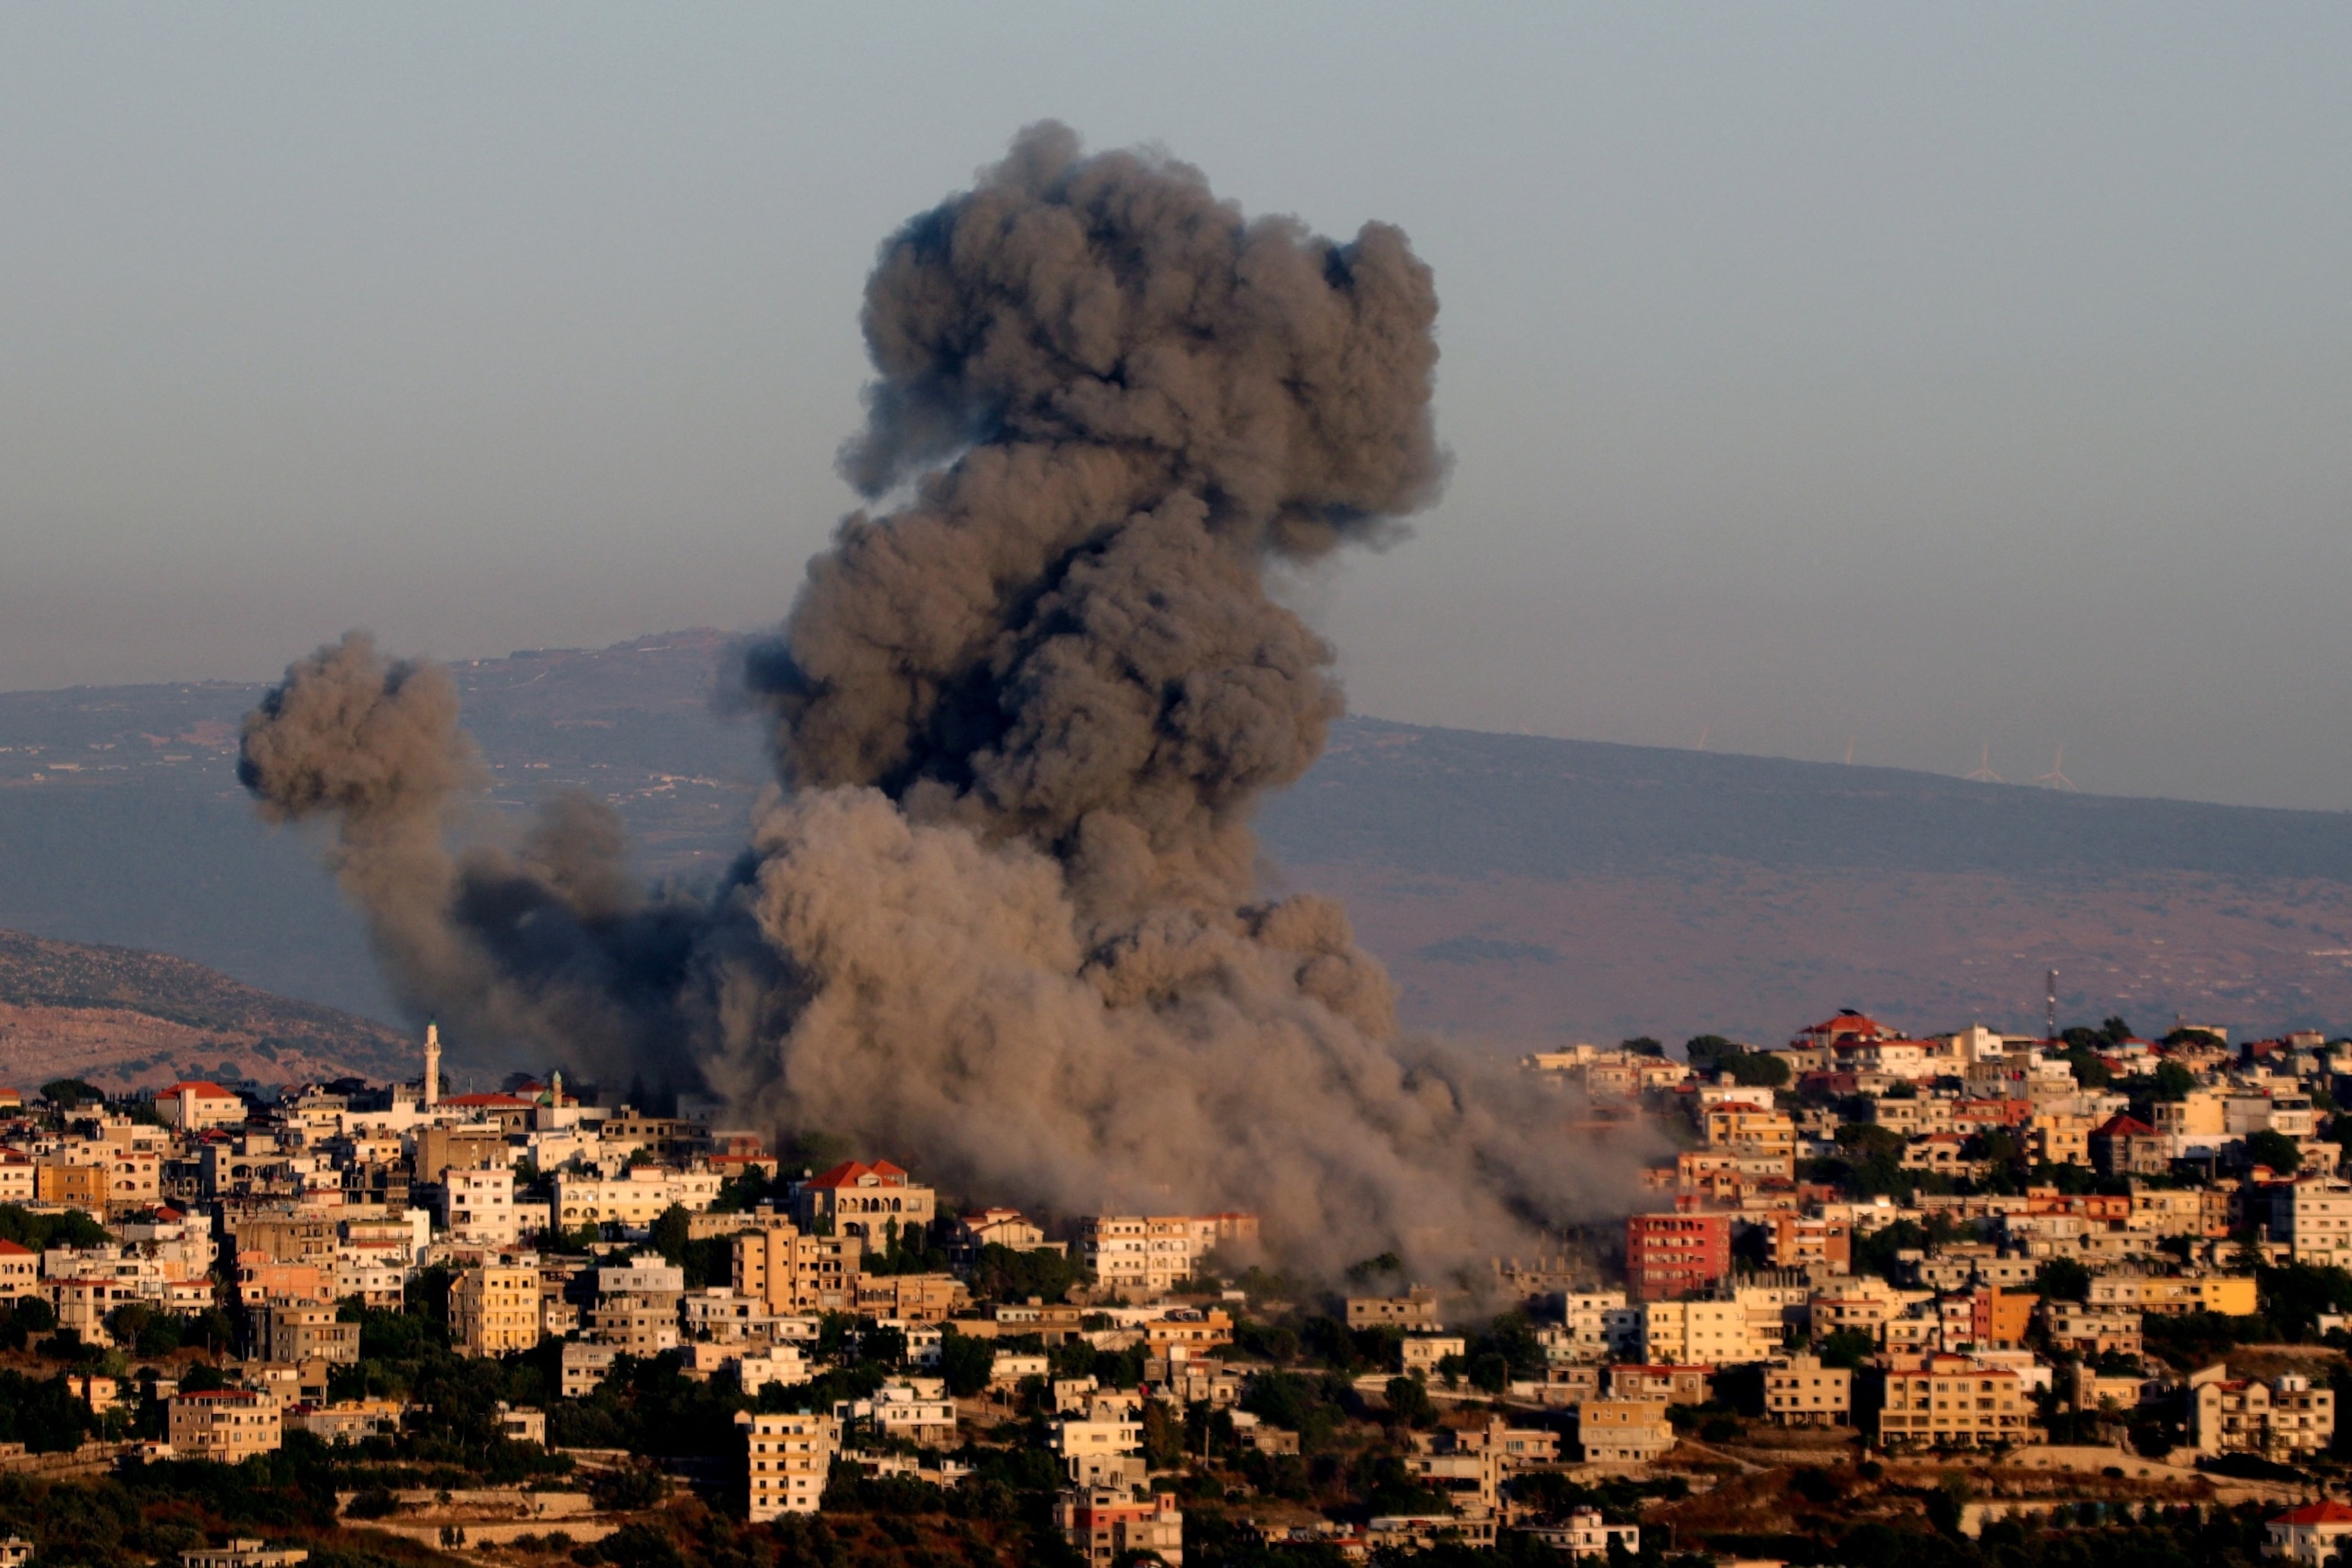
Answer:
[0,1011,2350,1566]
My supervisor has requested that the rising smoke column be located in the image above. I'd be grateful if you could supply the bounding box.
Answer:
[242,124,1622,1272]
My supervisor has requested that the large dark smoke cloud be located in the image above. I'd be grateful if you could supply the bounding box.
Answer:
[241,125,1628,1272]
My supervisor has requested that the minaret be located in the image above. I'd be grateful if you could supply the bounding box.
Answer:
[550,1069,564,1107]
[423,1021,442,1109]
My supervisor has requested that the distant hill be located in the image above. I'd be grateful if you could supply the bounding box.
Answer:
[0,927,414,1092]
[8,632,2352,1055]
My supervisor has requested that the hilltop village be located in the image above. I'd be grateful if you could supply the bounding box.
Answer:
[0,1015,2347,1566]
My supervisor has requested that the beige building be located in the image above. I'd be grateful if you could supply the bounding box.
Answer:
[1348,1288,1440,1330]
[740,1410,838,1520]
[853,1271,967,1322]
[2089,1273,2258,1316]
[1079,1213,1258,1297]
[253,1301,360,1366]
[2191,1368,2334,1458]
[168,1389,283,1462]
[450,1263,541,1356]
[439,1168,520,1247]
[794,1160,939,1243]
[0,1241,37,1298]
[1576,1398,1674,1464]
[1641,1299,1773,1365]
[733,1225,860,1314]
[590,1294,681,1357]
[1765,1354,1851,1426]
[1874,1354,2035,1449]
[554,1166,724,1230]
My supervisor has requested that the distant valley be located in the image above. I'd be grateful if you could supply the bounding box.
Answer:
[7,631,2352,1062]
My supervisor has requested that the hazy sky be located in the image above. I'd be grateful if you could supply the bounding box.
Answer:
[6,7,2350,808]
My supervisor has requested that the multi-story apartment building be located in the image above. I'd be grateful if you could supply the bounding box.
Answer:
[590,1294,681,1357]
[1079,1214,1257,1297]
[1346,1288,1439,1331]
[740,1410,838,1521]
[1054,1490,1184,1568]
[554,1165,724,1231]
[1704,1106,1797,1157]
[2263,1181,2352,1266]
[449,1263,541,1356]
[1638,1299,1771,1366]
[1873,1354,2035,1449]
[168,1389,283,1462]
[2191,1370,2334,1458]
[1575,1398,1673,1464]
[440,1167,520,1248]
[1765,1354,1852,1426]
[1625,1214,1731,1303]
[733,1223,860,1315]
[252,1300,360,1365]
[2043,1303,2144,1359]
[2089,1272,2258,1317]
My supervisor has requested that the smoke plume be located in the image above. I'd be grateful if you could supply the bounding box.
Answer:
[243,125,1624,1273]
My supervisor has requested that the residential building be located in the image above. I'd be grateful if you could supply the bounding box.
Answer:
[167,1389,283,1462]
[1765,1213,1851,1273]
[1625,1214,1731,1303]
[740,1410,838,1521]
[1530,1511,1640,1561]
[155,1082,247,1131]
[439,1168,520,1247]
[792,1160,937,1243]
[1347,1288,1439,1330]
[180,1543,306,1568]
[1080,1214,1257,1297]
[554,1166,724,1230]
[1873,1354,2035,1449]
[733,1223,860,1315]
[1575,1398,1673,1464]
[1639,1298,1771,1365]
[853,1271,967,1322]
[2091,1115,2168,1177]
[2268,1500,2352,1566]
[1764,1354,1852,1427]
[0,1241,36,1299]
[1398,1334,1466,1377]
[252,1301,359,1366]
[1054,1490,1184,1568]
[2190,1369,2334,1458]
[560,1341,621,1398]
[449,1263,541,1356]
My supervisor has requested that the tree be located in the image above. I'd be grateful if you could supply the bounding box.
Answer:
[1384,1376,1435,1428]
[38,1079,102,1109]
[2148,1060,2197,1102]
[938,1328,994,1397]
[2162,1027,2223,1049]
[1620,1037,1665,1058]
[648,1204,692,1266]
[2246,1129,2303,1175]
[1726,1051,1792,1089]
[1684,1035,1743,1073]
[2037,1257,2092,1302]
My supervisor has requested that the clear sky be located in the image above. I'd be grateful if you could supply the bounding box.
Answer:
[5,6,2350,808]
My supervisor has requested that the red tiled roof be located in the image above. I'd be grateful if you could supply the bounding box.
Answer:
[161,1081,237,1098]
[2094,1114,2157,1138]
[805,1158,910,1189]
[443,1093,532,1108]
[0,1241,31,1256]
[2272,1500,2352,1525]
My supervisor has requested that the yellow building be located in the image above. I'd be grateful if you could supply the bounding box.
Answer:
[733,1226,858,1314]
[449,1264,541,1356]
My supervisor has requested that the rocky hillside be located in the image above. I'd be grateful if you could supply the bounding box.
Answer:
[0,928,414,1091]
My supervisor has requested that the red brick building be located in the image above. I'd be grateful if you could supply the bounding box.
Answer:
[1625,1213,1731,1303]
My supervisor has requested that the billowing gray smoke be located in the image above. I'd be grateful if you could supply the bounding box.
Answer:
[242,125,1627,1273]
